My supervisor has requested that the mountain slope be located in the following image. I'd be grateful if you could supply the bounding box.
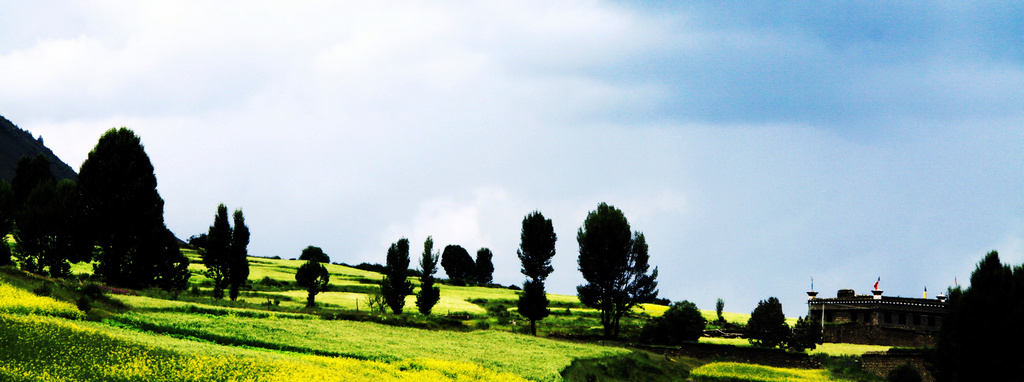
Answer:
[0,114,78,182]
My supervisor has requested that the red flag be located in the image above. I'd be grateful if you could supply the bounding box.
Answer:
[873,277,880,291]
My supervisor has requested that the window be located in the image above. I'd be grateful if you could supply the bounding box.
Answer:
[899,314,906,325]
[884,312,892,323]
[913,314,921,325]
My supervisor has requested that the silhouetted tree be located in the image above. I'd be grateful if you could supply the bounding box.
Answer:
[381,238,414,314]
[516,211,557,336]
[746,297,789,348]
[12,154,54,206]
[295,258,329,308]
[227,209,249,301]
[77,128,189,290]
[0,180,12,266]
[13,179,91,277]
[299,246,330,263]
[475,248,494,285]
[202,204,232,299]
[938,250,1024,381]
[441,244,475,285]
[787,315,822,351]
[716,298,726,324]
[640,300,706,344]
[416,236,441,315]
[576,203,659,339]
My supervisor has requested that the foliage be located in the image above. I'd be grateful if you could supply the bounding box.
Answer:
[475,247,494,285]
[0,313,529,382]
[716,298,725,324]
[788,316,823,352]
[200,204,231,299]
[887,364,922,382]
[441,244,475,286]
[560,350,704,382]
[690,362,848,382]
[415,236,441,315]
[0,180,12,266]
[0,281,84,319]
[11,153,54,205]
[295,259,330,308]
[77,128,189,291]
[938,250,1024,381]
[746,297,790,349]
[299,245,330,263]
[516,211,557,336]
[13,178,91,277]
[640,300,706,344]
[576,202,658,339]
[381,238,414,314]
[228,208,249,301]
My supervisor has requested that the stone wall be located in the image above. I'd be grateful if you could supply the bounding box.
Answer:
[861,350,934,382]
[824,322,936,348]
[637,342,820,369]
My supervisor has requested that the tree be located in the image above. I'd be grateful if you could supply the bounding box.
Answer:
[77,128,189,290]
[12,154,54,206]
[516,211,557,336]
[787,315,822,352]
[938,250,1024,381]
[475,248,494,285]
[13,179,91,277]
[227,209,250,301]
[746,297,790,349]
[381,238,414,314]
[576,203,659,339]
[716,298,726,324]
[0,180,13,266]
[440,244,475,285]
[299,246,330,263]
[415,236,441,315]
[201,204,232,299]
[640,300,706,344]
[295,259,330,308]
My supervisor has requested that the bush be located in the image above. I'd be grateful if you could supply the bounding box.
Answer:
[76,296,92,312]
[80,283,104,299]
[746,297,789,349]
[32,283,52,297]
[887,364,922,382]
[787,316,822,351]
[639,300,706,344]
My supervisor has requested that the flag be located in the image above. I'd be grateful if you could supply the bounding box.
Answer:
[873,277,880,291]
[954,276,958,287]
[924,286,927,299]
[811,277,814,291]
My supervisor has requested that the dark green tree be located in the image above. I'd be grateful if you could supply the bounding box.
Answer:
[440,244,475,286]
[295,258,330,308]
[475,248,494,285]
[12,154,54,205]
[201,204,232,299]
[640,300,706,344]
[746,297,790,348]
[77,128,189,290]
[381,238,414,314]
[716,298,726,324]
[0,180,13,266]
[938,250,1023,381]
[299,245,330,263]
[516,211,557,336]
[227,208,250,301]
[787,316,822,351]
[576,203,659,339]
[415,236,441,315]
[13,179,91,277]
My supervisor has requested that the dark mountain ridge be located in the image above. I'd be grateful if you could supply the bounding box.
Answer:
[1,114,78,182]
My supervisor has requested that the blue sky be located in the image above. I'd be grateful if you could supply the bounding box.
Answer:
[1,1,1022,316]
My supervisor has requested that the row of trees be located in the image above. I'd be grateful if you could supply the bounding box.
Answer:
[188,204,250,301]
[440,245,494,286]
[0,128,190,291]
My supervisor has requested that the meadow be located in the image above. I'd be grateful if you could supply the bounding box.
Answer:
[1,251,890,381]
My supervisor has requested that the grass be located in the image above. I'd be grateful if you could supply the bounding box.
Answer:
[699,337,890,357]
[0,313,528,382]
[0,281,84,319]
[690,362,853,382]
[107,310,626,381]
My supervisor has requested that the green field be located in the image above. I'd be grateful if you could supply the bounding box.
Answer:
[1,254,891,381]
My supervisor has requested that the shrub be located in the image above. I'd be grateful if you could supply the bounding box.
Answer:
[887,364,922,382]
[639,300,706,344]
[746,297,790,349]
[76,296,92,312]
[32,283,52,297]
[81,283,104,299]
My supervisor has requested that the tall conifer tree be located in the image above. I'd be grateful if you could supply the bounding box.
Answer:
[517,211,557,336]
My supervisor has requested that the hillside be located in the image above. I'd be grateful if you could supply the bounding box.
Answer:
[0,114,78,182]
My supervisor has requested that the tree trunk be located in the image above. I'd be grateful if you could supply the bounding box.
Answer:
[530,319,537,336]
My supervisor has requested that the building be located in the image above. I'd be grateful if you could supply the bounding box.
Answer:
[806,288,946,347]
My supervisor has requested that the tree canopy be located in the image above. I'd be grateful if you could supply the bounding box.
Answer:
[440,244,475,286]
[415,236,441,315]
[381,238,414,314]
[77,128,189,290]
[295,258,330,308]
[746,297,790,349]
[475,248,494,286]
[299,246,330,263]
[640,300,706,344]
[516,211,557,336]
[576,203,659,339]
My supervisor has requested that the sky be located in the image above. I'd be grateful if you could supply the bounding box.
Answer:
[1,1,1022,317]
